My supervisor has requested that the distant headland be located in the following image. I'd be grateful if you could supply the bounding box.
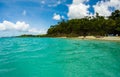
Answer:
[18,10,120,41]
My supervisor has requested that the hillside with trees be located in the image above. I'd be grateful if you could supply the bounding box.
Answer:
[47,10,120,37]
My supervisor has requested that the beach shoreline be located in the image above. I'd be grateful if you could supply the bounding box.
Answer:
[79,36,120,40]
[59,36,120,41]
[15,35,120,41]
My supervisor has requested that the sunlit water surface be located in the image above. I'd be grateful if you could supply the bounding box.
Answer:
[0,38,120,77]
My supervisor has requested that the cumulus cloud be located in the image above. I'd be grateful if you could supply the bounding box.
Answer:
[67,0,120,19]
[0,20,29,31]
[53,13,61,20]
[0,23,6,31]
[67,0,91,19]
[0,20,45,35]
[93,0,120,16]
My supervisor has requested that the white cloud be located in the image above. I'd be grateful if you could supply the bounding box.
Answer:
[48,1,61,7]
[73,0,89,4]
[67,0,91,19]
[53,13,61,20]
[22,10,26,16]
[0,23,6,30]
[93,0,120,16]
[0,20,45,36]
[61,15,65,19]
[41,1,45,4]
[15,21,29,31]
[52,13,65,20]
[47,0,65,7]
[0,20,29,31]
[67,0,120,19]
[28,28,46,34]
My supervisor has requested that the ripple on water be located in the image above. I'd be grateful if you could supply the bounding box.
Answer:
[0,38,120,77]
[0,68,16,73]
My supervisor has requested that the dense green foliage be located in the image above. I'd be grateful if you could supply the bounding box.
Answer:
[18,34,47,37]
[47,10,120,37]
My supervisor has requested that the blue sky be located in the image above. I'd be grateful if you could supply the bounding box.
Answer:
[0,0,120,37]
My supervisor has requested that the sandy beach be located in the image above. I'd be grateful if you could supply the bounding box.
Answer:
[77,36,120,41]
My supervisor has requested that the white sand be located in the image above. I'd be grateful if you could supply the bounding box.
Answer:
[78,36,120,41]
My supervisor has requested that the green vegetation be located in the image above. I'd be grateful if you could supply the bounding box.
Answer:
[47,10,120,37]
[18,34,47,37]
[18,10,120,37]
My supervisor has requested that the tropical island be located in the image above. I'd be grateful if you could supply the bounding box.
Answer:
[18,10,120,40]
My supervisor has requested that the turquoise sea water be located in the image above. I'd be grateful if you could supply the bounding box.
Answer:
[0,38,120,77]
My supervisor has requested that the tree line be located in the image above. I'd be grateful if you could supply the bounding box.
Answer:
[47,10,120,37]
